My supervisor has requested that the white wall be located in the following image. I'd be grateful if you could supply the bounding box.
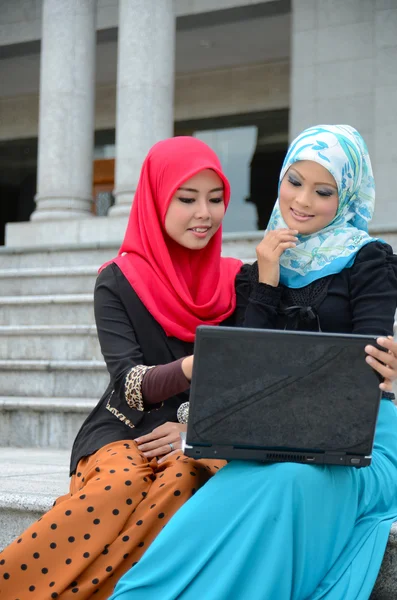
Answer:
[175,61,289,121]
[290,0,397,231]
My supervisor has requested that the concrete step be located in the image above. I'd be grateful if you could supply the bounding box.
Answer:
[0,242,119,269]
[0,447,70,550]
[0,235,261,269]
[0,359,108,397]
[0,325,101,361]
[0,265,98,295]
[0,294,94,326]
[0,397,96,449]
[0,446,395,599]
[221,232,262,260]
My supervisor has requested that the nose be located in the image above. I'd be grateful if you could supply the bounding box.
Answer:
[295,188,311,208]
[194,198,211,220]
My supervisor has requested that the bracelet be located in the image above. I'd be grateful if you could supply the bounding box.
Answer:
[177,402,189,424]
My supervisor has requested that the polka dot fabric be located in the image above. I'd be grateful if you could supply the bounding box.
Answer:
[0,440,225,599]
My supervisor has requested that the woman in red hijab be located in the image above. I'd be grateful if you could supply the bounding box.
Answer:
[0,137,243,600]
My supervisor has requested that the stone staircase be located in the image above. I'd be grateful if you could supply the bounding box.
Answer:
[0,237,396,598]
[0,245,112,454]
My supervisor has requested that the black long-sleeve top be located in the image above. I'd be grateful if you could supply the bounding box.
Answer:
[239,241,397,335]
[70,262,247,474]
[70,241,397,474]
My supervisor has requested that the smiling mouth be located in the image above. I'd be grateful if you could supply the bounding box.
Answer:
[291,208,314,220]
[188,227,211,233]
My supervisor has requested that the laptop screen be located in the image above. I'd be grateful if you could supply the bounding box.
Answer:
[187,327,381,456]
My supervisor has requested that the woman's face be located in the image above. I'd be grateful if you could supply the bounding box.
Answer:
[279,160,339,234]
[165,169,226,250]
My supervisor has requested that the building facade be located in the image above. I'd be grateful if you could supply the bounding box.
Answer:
[0,0,396,248]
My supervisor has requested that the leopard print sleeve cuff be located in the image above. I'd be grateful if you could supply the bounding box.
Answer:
[124,364,156,411]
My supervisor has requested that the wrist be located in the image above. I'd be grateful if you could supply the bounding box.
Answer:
[258,278,279,287]
[257,263,279,287]
[181,357,193,382]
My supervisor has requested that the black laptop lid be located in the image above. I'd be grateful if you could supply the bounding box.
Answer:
[187,327,382,456]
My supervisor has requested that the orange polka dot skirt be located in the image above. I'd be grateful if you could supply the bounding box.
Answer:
[0,440,225,599]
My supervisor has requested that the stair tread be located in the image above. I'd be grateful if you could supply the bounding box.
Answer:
[0,293,93,304]
[0,324,96,334]
[0,447,69,512]
[0,265,98,277]
[0,396,97,410]
[0,359,105,369]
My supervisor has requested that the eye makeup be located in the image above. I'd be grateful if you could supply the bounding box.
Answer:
[316,189,335,197]
[288,175,301,187]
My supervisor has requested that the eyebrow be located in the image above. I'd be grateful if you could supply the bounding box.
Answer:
[290,167,337,189]
[177,186,224,193]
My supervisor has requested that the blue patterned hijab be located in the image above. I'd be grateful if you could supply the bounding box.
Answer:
[267,124,376,288]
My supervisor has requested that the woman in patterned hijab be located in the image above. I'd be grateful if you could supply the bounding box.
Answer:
[265,124,376,287]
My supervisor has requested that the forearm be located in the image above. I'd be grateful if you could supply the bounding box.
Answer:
[141,359,190,405]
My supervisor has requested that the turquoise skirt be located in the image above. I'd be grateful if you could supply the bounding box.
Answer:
[110,399,397,600]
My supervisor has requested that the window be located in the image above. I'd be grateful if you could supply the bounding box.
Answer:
[194,127,258,233]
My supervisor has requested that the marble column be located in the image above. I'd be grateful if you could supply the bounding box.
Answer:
[31,0,97,221]
[109,0,175,217]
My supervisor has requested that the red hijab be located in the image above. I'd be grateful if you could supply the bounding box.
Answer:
[102,136,243,342]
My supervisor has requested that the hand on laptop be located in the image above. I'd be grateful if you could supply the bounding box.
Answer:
[136,422,187,463]
[365,336,397,392]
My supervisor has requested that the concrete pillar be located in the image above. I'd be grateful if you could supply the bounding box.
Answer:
[31,0,97,221]
[290,0,397,232]
[109,0,175,217]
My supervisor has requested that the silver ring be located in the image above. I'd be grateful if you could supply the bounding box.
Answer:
[169,442,174,451]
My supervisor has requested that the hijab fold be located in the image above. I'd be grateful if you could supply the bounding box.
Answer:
[101,137,242,342]
[267,125,376,288]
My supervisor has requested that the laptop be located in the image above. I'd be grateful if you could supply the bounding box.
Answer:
[184,326,383,468]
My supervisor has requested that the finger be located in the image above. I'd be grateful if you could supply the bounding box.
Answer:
[272,237,298,251]
[269,233,299,244]
[257,238,297,257]
[271,228,298,235]
[274,241,297,256]
[276,231,299,238]
[140,433,182,455]
[278,235,298,244]
[259,231,298,246]
[143,444,172,459]
[365,345,397,368]
[138,436,169,452]
[157,449,183,465]
[144,442,181,460]
[366,355,395,380]
[379,380,393,393]
[135,431,162,445]
[135,423,171,445]
[376,337,397,355]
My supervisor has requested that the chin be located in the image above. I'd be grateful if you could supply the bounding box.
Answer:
[284,217,318,235]
[182,238,211,250]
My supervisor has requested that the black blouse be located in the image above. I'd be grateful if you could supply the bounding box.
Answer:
[70,242,397,474]
[70,263,247,474]
[239,241,397,336]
